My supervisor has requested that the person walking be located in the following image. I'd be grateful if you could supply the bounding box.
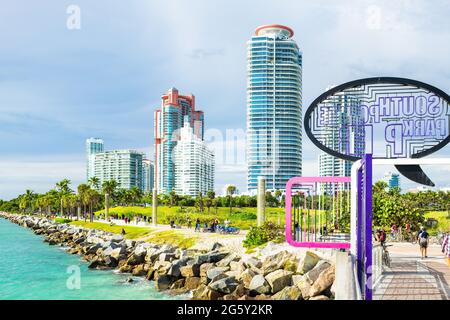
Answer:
[418,227,430,259]
[195,218,201,232]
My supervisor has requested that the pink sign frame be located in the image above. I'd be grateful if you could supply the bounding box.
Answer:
[285,176,351,249]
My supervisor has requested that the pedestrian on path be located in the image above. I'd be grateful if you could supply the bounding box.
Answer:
[418,227,429,259]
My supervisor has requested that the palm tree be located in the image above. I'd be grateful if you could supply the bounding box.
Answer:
[275,190,282,207]
[88,176,100,190]
[206,190,215,213]
[86,188,100,222]
[24,189,35,214]
[102,180,118,220]
[169,190,179,207]
[56,179,72,216]
[196,192,204,213]
[77,184,90,220]
[129,186,142,206]
[226,185,236,214]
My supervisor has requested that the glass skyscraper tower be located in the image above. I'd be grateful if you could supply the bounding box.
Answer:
[247,24,303,192]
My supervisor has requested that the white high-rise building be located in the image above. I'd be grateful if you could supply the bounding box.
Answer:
[86,138,104,180]
[86,138,145,191]
[88,150,144,190]
[142,159,155,193]
[247,24,303,193]
[173,121,214,196]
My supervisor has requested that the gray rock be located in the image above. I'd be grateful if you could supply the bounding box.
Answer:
[297,251,320,275]
[271,286,302,300]
[265,269,293,294]
[206,267,230,280]
[111,234,124,242]
[216,252,239,267]
[167,258,189,277]
[180,264,201,277]
[304,260,331,285]
[209,276,239,294]
[159,252,176,262]
[200,263,215,277]
[249,274,270,295]
[207,251,229,263]
[261,250,293,274]
[240,268,256,288]
[309,265,335,297]
[155,275,175,291]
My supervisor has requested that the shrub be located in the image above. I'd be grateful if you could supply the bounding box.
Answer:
[243,221,285,249]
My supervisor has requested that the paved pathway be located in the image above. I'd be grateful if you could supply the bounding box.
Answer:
[373,243,450,300]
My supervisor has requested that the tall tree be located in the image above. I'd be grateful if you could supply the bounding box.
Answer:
[88,176,100,190]
[56,179,72,216]
[102,180,118,220]
[226,185,236,214]
[206,190,215,213]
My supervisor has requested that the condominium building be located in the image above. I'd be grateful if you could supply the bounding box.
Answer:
[154,87,205,194]
[86,138,145,190]
[246,24,303,193]
[86,137,104,180]
[142,158,155,193]
[173,121,214,196]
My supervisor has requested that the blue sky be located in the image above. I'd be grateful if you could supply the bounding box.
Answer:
[1,0,450,199]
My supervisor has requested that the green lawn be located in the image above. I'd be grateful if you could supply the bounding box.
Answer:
[95,206,288,230]
[68,221,153,239]
[424,211,450,235]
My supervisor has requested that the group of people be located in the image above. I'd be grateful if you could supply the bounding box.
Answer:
[374,225,432,259]
[192,218,224,233]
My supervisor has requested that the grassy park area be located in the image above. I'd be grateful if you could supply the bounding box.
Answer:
[94,205,287,230]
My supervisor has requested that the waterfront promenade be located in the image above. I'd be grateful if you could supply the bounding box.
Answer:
[374,243,450,300]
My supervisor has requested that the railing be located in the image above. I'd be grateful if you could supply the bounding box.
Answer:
[372,243,384,288]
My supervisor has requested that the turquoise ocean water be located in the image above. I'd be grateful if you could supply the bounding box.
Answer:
[0,218,182,300]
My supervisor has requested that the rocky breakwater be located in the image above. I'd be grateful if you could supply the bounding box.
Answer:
[0,212,337,300]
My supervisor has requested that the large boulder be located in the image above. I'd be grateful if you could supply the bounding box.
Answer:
[206,267,230,280]
[216,253,239,268]
[271,286,302,300]
[309,265,335,297]
[111,234,124,242]
[167,258,189,277]
[261,250,294,274]
[208,276,239,294]
[192,285,223,300]
[245,257,262,271]
[304,260,331,285]
[291,275,304,287]
[240,269,256,288]
[127,245,149,265]
[296,277,312,299]
[132,264,146,276]
[249,274,270,295]
[159,252,176,262]
[185,277,202,290]
[207,251,229,263]
[297,251,320,275]
[155,275,176,291]
[265,270,293,294]
[180,264,201,278]
[200,263,215,277]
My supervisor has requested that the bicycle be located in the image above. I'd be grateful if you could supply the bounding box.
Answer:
[381,243,392,268]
